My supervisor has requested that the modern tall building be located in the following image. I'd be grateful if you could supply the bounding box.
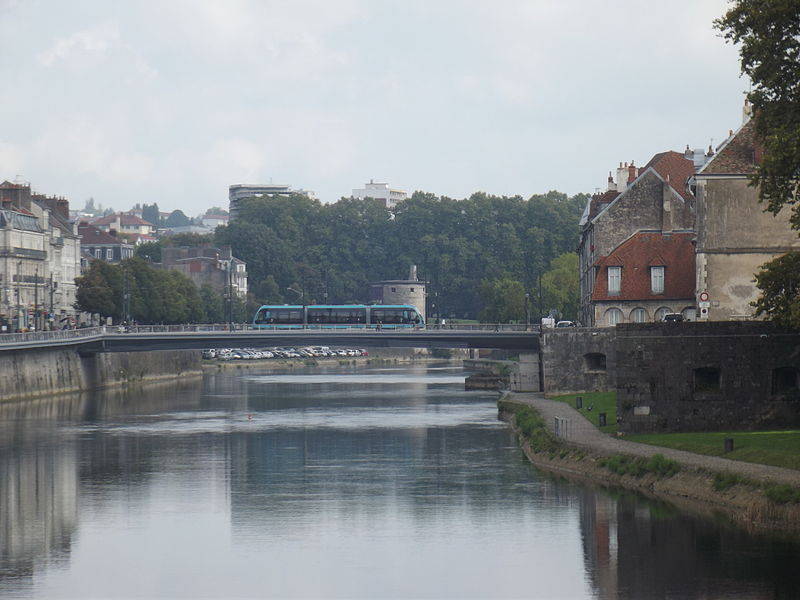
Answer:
[228,183,316,220]
[352,180,407,209]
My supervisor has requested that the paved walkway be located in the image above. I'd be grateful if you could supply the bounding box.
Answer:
[507,392,800,487]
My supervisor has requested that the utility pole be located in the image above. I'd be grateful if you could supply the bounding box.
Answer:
[33,267,38,331]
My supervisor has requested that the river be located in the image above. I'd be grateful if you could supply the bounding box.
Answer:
[0,362,798,599]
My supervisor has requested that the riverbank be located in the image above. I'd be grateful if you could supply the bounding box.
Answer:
[500,392,800,536]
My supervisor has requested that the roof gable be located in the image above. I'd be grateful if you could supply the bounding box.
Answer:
[699,119,760,175]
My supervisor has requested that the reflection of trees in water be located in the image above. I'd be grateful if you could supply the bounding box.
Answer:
[578,486,800,599]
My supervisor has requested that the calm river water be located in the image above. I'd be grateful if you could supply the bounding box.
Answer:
[0,362,798,599]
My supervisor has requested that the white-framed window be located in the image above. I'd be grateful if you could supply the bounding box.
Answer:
[655,306,671,322]
[631,307,647,323]
[606,308,623,326]
[106,249,113,260]
[651,266,665,294]
[607,266,621,294]
[95,249,102,259]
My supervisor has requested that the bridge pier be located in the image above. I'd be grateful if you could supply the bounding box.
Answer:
[510,352,542,392]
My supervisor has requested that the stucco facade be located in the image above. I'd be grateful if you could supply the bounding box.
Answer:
[694,122,800,320]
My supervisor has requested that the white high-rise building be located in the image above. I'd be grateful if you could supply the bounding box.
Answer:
[352,180,407,209]
[228,183,316,220]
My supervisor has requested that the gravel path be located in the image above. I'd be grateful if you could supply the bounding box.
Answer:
[506,392,800,487]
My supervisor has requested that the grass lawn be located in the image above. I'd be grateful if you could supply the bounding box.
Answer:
[626,430,800,471]
[550,391,617,435]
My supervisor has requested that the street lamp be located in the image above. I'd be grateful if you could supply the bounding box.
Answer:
[525,292,530,331]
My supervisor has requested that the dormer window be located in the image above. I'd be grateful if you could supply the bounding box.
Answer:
[607,266,621,295]
[651,266,665,294]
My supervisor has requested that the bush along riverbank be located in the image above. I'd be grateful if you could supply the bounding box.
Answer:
[499,399,800,536]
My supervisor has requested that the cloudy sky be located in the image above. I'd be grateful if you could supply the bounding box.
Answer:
[1,0,746,217]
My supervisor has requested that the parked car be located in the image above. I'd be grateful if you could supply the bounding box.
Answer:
[662,313,685,322]
[556,320,576,328]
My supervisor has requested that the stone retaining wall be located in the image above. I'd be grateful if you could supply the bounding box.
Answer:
[0,348,202,402]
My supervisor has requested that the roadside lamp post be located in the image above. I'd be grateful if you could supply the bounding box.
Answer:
[525,292,530,331]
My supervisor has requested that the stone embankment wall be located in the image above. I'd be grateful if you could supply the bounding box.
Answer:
[615,321,800,434]
[541,328,615,394]
[0,348,201,402]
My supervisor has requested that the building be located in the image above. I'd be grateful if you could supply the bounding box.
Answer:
[78,223,135,263]
[368,266,426,321]
[89,212,156,238]
[0,181,81,330]
[160,246,247,299]
[692,112,800,320]
[591,231,696,325]
[201,213,229,229]
[352,180,407,209]
[228,183,316,220]
[579,149,707,326]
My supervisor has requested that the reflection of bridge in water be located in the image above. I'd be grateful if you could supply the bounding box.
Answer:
[0,325,542,354]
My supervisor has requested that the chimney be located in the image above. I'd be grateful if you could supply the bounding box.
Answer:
[743,97,753,123]
[627,160,637,184]
[662,175,673,233]
[684,144,692,159]
[616,162,628,191]
[56,198,69,220]
[607,171,616,192]
[409,264,417,281]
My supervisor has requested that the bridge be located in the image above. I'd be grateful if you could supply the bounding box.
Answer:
[0,325,542,354]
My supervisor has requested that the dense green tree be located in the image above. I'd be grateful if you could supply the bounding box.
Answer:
[752,252,800,328]
[478,277,526,323]
[142,203,161,228]
[716,0,800,227]
[135,241,162,262]
[540,252,579,321]
[74,260,122,319]
[165,210,191,227]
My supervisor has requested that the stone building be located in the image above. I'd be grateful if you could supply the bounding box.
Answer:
[693,115,800,320]
[579,150,703,326]
[0,181,81,330]
[78,223,135,263]
[160,246,248,299]
[368,266,426,322]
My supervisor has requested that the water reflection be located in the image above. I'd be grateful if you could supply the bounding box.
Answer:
[0,364,797,599]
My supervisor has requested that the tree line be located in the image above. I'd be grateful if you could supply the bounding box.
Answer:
[74,191,586,324]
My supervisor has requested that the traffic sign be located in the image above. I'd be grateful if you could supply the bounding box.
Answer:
[699,291,709,302]
[699,301,710,309]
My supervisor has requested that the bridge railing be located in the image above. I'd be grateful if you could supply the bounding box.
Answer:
[0,326,105,346]
[112,323,541,334]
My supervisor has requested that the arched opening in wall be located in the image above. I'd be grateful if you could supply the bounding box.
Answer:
[772,366,799,395]
[584,352,607,372]
[694,367,721,393]
[605,308,623,326]
[630,307,647,323]
[681,307,696,321]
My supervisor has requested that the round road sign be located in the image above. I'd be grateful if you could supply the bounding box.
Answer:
[699,291,709,302]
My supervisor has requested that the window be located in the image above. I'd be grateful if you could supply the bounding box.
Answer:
[583,353,607,372]
[651,266,665,294]
[694,367,721,393]
[631,307,647,323]
[94,249,102,259]
[607,267,621,294]
[106,249,113,260]
[606,308,623,326]
[772,367,799,395]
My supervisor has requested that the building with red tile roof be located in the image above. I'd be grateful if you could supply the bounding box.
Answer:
[591,231,696,325]
[90,212,156,238]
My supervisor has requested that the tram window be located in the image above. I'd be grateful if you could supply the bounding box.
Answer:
[275,310,302,324]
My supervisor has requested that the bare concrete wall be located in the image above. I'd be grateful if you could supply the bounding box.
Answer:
[0,349,202,402]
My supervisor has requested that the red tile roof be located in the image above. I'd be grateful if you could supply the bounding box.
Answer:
[640,151,695,201]
[91,212,155,227]
[592,232,695,301]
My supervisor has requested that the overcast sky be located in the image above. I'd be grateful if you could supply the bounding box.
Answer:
[1,0,746,217]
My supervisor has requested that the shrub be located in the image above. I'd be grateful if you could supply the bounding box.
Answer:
[712,472,742,492]
[765,484,800,504]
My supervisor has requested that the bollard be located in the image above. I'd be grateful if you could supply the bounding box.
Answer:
[724,438,734,453]
[598,412,607,427]
[575,396,583,409]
